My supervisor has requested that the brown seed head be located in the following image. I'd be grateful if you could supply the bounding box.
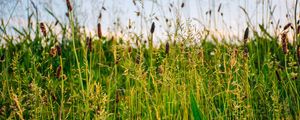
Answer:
[66,0,72,12]
[97,23,102,39]
[56,65,62,78]
[243,27,249,44]
[40,22,47,37]
[165,42,169,55]
[243,47,249,58]
[86,37,92,52]
[283,23,292,30]
[50,47,57,57]
[281,32,288,54]
[56,44,62,56]
[297,26,300,35]
[150,22,155,34]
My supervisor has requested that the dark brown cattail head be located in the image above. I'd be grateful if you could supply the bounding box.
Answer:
[56,44,62,56]
[97,23,102,39]
[243,27,249,45]
[165,42,169,55]
[56,65,62,78]
[181,2,185,8]
[283,23,292,30]
[66,0,72,12]
[86,37,92,52]
[150,22,155,34]
[281,32,288,54]
[40,22,47,37]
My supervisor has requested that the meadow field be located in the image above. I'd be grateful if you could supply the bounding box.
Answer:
[1,0,300,119]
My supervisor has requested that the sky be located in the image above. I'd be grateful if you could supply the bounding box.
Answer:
[0,0,298,43]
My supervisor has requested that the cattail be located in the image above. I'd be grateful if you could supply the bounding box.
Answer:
[281,32,288,54]
[283,23,292,30]
[56,65,62,78]
[150,22,155,34]
[97,23,102,39]
[243,27,249,45]
[66,0,72,12]
[86,37,92,52]
[56,44,62,56]
[40,22,47,37]
[165,42,169,55]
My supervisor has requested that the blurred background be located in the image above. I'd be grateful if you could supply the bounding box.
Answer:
[0,0,298,43]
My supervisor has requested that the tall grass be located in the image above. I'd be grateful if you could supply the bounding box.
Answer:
[1,0,300,119]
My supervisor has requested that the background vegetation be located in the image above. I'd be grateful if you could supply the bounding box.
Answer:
[1,0,300,119]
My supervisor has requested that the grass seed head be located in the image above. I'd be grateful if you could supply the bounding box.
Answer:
[165,42,169,55]
[150,22,155,34]
[243,46,248,58]
[86,37,92,52]
[40,22,47,37]
[56,44,62,56]
[50,47,57,57]
[281,32,288,54]
[56,65,62,78]
[97,23,102,39]
[297,26,300,35]
[243,27,249,44]
[66,0,72,12]
[283,23,292,30]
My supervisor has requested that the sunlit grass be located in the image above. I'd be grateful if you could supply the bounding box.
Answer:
[1,0,300,119]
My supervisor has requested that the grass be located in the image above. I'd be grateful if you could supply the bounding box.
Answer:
[1,0,300,119]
